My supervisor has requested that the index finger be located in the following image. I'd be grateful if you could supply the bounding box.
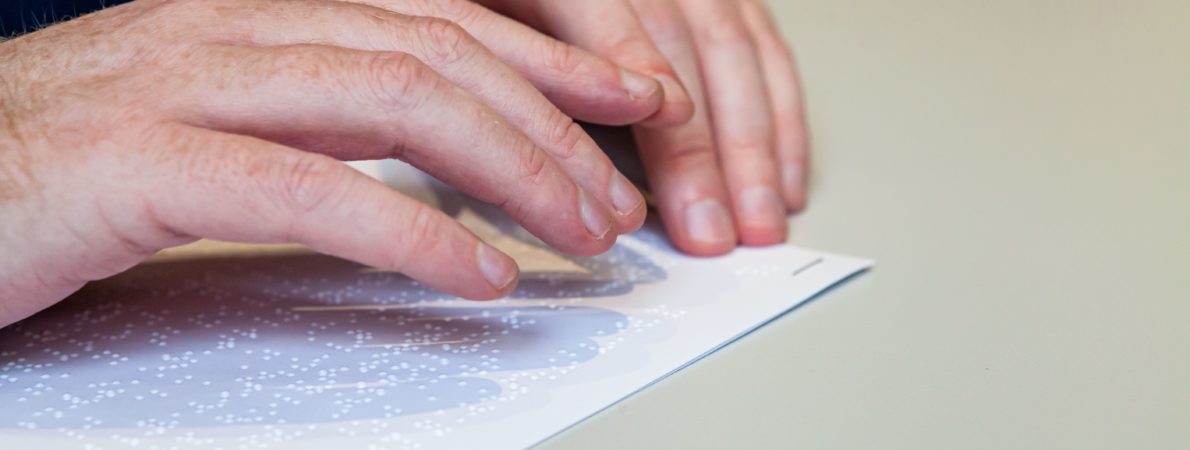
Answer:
[502,0,697,126]
[355,0,666,126]
[147,125,520,299]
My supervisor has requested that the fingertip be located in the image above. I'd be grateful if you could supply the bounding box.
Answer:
[670,198,738,256]
[609,172,648,233]
[579,188,616,242]
[618,207,648,235]
[457,287,518,301]
[513,179,622,260]
[735,187,790,246]
[615,68,666,124]
[781,164,808,213]
[612,202,648,235]
[619,67,663,103]
[669,219,738,257]
[674,238,738,257]
[737,226,788,247]
[531,62,662,126]
[549,188,620,258]
[568,233,620,258]
[638,74,696,127]
[786,194,807,215]
[456,281,519,301]
[476,242,519,295]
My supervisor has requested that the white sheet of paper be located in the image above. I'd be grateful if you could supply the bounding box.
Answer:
[0,161,870,449]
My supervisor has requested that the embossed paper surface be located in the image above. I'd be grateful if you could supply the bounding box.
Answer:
[0,163,870,449]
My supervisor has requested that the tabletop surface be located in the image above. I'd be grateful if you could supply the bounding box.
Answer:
[30,1,1186,448]
[540,1,1190,449]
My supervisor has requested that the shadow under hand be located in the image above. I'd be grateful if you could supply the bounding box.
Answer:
[0,160,673,431]
[0,243,662,429]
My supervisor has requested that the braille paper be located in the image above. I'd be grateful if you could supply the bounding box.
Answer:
[0,162,870,449]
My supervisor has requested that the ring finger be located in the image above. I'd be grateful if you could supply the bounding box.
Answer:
[679,0,787,245]
[630,0,737,255]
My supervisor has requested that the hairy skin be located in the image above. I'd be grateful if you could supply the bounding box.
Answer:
[0,0,663,328]
[0,0,806,329]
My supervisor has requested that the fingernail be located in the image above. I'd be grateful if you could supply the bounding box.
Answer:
[609,173,644,216]
[579,190,614,240]
[685,199,735,245]
[739,187,788,229]
[476,242,517,290]
[619,68,660,101]
[655,74,688,104]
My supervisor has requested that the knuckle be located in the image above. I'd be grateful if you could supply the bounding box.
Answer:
[541,115,584,160]
[602,34,660,66]
[538,40,584,77]
[517,145,551,187]
[635,5,685,42]
[393,204,444,268]
[664,142,719,172]
[720,135,773,157]
[696,12,754,47]
[273,154,344,214]
[603,34,642,56]
[413,17,478,66]
[411,0,480,23]
[364,52,436,110]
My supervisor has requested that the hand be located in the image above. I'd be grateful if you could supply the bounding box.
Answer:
[0,0,657,327]
[479,0,809,255]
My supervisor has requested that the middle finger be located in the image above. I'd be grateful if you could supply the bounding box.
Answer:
[630,0,737,255]
[213,0,648,234]
[680,0,787,245]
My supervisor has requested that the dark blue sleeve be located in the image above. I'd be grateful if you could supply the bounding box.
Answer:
[1,0,131,37]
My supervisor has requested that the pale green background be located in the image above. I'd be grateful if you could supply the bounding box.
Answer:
[541,1,1190,449]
